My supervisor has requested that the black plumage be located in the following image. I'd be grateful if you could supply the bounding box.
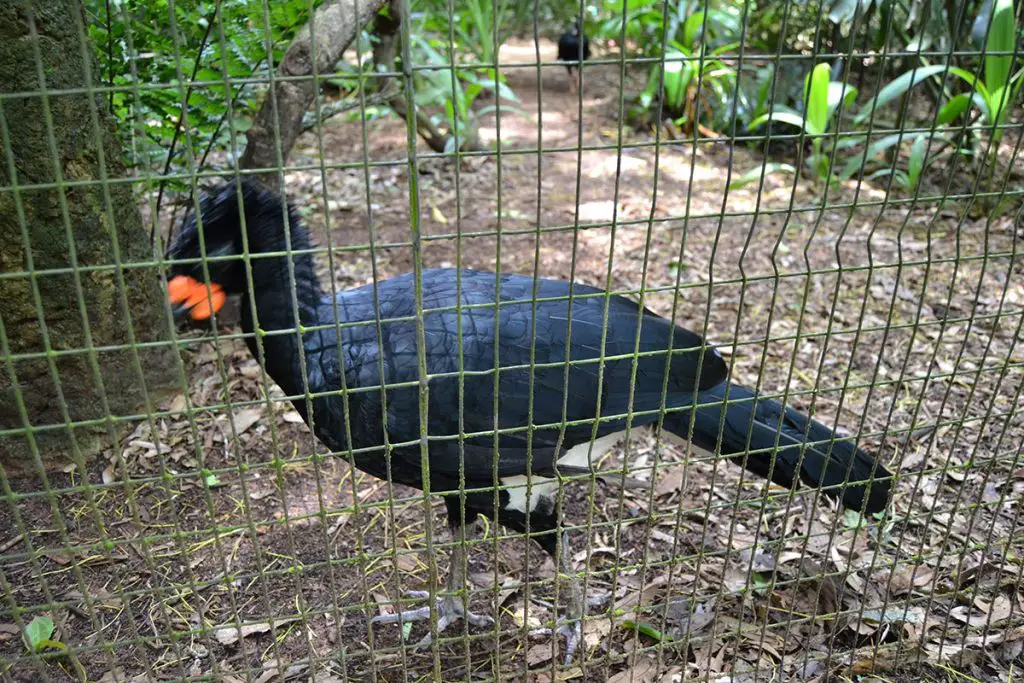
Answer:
[557,19,590,88]
[166,180,892,661]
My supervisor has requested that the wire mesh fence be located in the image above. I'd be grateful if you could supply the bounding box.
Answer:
[1,0,1022,681]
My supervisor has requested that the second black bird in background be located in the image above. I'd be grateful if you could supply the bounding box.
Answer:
[557,19,590,93]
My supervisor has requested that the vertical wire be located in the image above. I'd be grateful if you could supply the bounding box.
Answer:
[669,0,797,671]
[309,0,389,675]
[3,6,164,677]
[934,123,1024,663]
[164,0,298,673]
[394,0,440,674]
[67,1,229,677]
[898,28,1024,665]
[606,0,678,676]
[348,2,405,677]
[236,0,327,670]
[521,0,546,674]
[437,0,476,672]
[646,0,756,674]
[120,3,256,678]
[808,1,999,672]
[195,5,305,679]
[276,0,355,674]
[838,1,1023,671]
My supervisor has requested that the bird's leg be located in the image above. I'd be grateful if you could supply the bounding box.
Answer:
[371,524,495,648]
[556,532,585,663]
[531,533,587,664]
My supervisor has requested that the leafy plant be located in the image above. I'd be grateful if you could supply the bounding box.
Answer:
[23,616,62,653]
[409,35,522,151]
[838,131,951,191]
[855,0,1022,157]
[747,62,858,183]
[85,0,318,188]
[630,7,747,134]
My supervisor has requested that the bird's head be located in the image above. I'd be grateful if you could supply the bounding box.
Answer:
[164,178,295,323]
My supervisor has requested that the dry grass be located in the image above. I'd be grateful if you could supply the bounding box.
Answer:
[1,40,1022,682]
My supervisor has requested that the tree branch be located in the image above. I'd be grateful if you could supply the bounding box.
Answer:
[239,0,389,182]
[371,0,480,154]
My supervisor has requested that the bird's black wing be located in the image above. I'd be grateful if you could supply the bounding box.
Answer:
[307,269,726,482]
[307,270,724,481]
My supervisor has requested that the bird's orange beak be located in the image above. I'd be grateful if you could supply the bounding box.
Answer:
[167,275,226,321]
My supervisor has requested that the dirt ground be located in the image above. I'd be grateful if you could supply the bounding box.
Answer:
[2,40,1023,683]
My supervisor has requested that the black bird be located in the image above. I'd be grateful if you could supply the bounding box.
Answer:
[166,180,892,662]
[557,19,590,92]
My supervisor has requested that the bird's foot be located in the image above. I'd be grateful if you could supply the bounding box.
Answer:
[372,591,494,649]
[530,617,583,665]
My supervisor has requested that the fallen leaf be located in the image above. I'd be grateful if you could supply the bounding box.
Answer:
[102,462,117,485]
[656,467,685,495]
[393,553,420,573]
[583,616,612,649]
[526,643,554,667]
[888,564,935,596]
[430,205,448,225]
[230,408,263,435]
[977,594,1013,625]
[607,655,658,683]
[213,617,299,645]
[664,598,715,636]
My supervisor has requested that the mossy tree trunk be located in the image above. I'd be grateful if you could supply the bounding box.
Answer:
[0,0,177,467]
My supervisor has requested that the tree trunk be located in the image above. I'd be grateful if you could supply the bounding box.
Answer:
[0,0,178,467]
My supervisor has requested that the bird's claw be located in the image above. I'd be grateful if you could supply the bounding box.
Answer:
[530,617,583,665]
[372,590,494,649]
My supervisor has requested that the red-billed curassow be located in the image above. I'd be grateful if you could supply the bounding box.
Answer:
[165,179,891,662]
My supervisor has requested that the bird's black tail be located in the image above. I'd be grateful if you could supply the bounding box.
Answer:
[663,383,891,514]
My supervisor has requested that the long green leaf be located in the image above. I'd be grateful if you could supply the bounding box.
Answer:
[867,168,911,187]
[683,11,705,47]
[827,81,859,121]
[838,133,907,180]
[728,163,797,189]
[855,65,978,124]
[805,63,832,136]
[936,93,973,124]
[663,51,694,111]
[985,0,1016,95]
[908,134,930,189]
[748,111,817,135]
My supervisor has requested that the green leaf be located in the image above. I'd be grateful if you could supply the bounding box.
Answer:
[24,616,54,652]
[620,619,664,641]
[728,163,797,189]
[866,168,910,187]
[826,80,858,121]
[683,11,705,47]
[663,51,694,111]
[985,0,1017,96]
[202,469,220,487]
[856,65,976,124]
[908,134,930,189]
[838,133,907,180]
[804,63,832,136]
[748,111,816,135]
[936,93,973,124]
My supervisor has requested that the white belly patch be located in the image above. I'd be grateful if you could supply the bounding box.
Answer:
[501,430,628,514]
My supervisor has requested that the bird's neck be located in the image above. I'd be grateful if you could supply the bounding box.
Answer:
[240,214,323,331]
[235,219,324,398]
